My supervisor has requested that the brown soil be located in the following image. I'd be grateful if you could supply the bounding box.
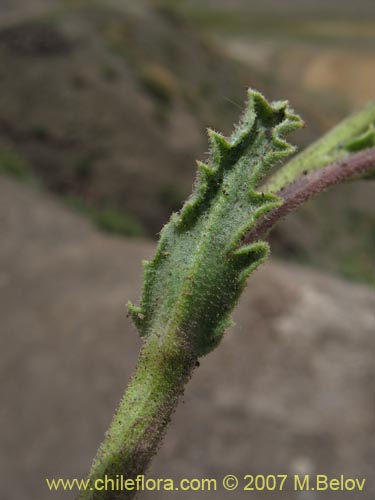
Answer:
[1,177,374,499]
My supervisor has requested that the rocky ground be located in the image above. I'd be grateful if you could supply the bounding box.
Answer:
[1,177,374,499]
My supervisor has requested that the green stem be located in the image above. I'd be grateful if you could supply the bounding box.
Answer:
[78,94,375,500]
[263,101,375,193]
[79,333,197,500]
[246,147,375,244]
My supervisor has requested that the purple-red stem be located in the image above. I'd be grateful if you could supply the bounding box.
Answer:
[245,147,375,244]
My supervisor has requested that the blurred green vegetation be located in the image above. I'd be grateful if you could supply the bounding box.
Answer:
[328,208,375,285]
[64,196,145,237]
[0,143,39,185]
[0,143,29,178]
[0,142,144,238]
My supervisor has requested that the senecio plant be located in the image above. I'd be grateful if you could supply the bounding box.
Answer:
[80,89,375,499]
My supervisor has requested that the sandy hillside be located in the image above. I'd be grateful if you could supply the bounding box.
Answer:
[0,177,374,499]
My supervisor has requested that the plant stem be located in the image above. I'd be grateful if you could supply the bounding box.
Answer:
[79,334,197,500]
[79,96,375,500]
[264,101,375,193]
[246,147,375,244]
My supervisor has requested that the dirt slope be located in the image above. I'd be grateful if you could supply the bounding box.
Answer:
[0,0,254,234]
[184,0,375,17]
[0,178,374,499]
[1,0,373,283]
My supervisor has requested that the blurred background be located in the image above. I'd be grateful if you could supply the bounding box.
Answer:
[0,0,374,499]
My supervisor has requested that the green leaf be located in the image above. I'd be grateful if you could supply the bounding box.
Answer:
[128,89,303,356]
[264,100,375,193]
